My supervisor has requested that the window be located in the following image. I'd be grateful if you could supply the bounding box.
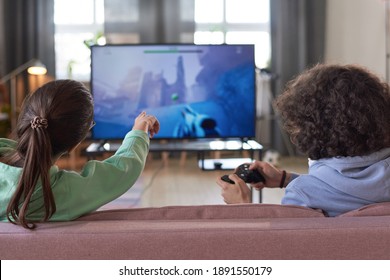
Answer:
[194,0,270,68]
[54,0,270,80]
[54,0,105,80]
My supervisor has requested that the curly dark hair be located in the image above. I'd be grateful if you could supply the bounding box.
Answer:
[275,64,390,160]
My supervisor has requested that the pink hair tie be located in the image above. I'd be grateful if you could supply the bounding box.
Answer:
[30,116,48,129]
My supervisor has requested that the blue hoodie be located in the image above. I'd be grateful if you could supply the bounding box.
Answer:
[282,148,390,217]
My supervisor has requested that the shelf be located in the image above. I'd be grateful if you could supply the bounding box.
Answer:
[198,157,252,171]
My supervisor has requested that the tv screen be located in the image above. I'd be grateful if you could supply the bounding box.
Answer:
[90,44,256,140]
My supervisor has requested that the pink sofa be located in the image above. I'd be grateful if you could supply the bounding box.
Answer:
[1,203,390,260]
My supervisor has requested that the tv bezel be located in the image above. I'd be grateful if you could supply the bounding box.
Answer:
[90,43,257,141]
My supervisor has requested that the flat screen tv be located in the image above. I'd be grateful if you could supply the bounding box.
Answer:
[90,44,256,140]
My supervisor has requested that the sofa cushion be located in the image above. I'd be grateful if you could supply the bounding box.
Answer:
[338,202,390,217]
[77,203,325,221]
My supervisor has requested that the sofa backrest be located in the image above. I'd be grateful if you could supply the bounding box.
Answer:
[2,203,390,260]
[76,203,326,221]
[77,202,390,221]
[338,202,390,217]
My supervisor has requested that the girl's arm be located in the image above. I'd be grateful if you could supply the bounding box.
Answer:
[50,129,150,220]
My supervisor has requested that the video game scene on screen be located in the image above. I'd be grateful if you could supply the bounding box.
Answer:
[91,44,256,140]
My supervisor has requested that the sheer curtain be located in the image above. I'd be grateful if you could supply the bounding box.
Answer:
[270,0,327,155]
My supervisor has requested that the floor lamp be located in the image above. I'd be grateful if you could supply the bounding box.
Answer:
[0,59,47,130]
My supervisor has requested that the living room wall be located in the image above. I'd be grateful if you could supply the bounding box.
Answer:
[325,0,386,78]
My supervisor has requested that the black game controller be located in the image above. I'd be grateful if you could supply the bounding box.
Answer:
[221,163,265,184]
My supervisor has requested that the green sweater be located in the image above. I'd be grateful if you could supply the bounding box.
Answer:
[0,130,149,222]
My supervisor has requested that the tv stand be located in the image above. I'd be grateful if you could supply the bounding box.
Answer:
[194,139,263,171]
[84,138,263,170]
[198,157,253,171]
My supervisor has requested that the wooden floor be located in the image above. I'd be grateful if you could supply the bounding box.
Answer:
[56,149,309,210]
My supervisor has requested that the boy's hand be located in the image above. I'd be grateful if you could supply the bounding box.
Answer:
[216,174,251,204]
[248,161,290,189]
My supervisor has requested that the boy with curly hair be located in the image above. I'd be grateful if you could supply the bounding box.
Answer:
[217,64,390,216]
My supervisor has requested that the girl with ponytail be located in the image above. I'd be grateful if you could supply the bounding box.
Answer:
[0,80,159,229]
